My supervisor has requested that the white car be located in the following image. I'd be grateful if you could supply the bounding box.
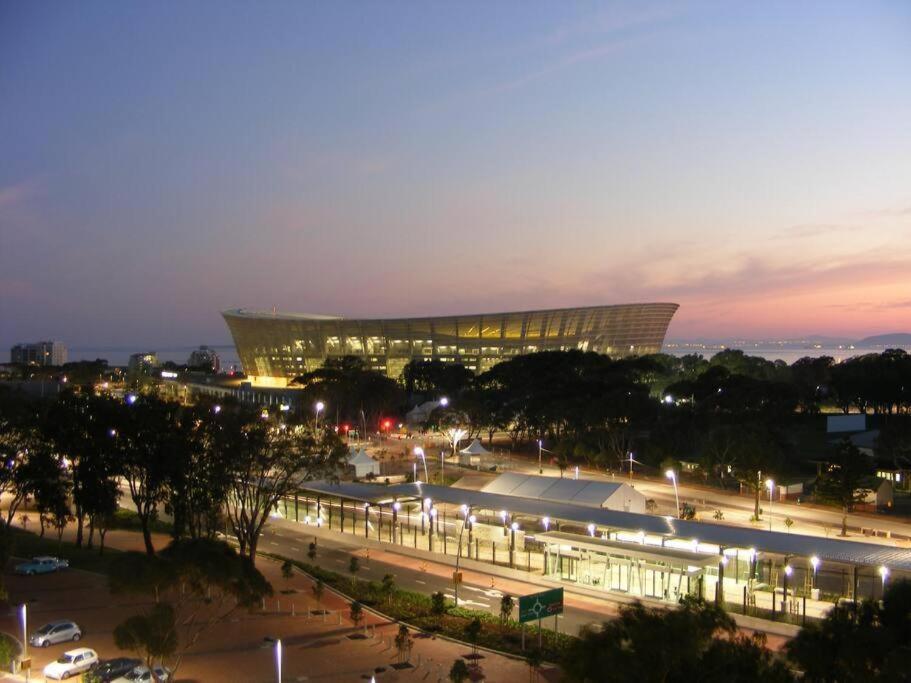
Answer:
[43,647,99,679]
[29,619,82,647]
[111,664,172,682]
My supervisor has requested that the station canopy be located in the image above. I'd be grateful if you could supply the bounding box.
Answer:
[296,480,911,571]
[460,439,491,455]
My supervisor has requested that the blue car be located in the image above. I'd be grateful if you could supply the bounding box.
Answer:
[15,556,70,575]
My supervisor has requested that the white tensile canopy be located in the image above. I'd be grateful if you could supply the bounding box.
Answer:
[348,448,381,477]
[460,439,490,455]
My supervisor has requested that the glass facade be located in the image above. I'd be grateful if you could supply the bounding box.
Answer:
[223,303,679,383]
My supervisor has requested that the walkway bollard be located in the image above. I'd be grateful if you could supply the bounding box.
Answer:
[261,597,266,611]
[291,601,295,617]
[276,599,280,613]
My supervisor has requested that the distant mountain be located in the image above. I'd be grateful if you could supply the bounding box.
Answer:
[856,333,911,347]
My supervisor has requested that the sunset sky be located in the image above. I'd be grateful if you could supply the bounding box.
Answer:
[1,1,910,351]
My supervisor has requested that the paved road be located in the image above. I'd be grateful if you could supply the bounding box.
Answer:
[264,519,614,637]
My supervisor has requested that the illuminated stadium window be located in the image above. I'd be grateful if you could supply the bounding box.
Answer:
[325,336,341,352]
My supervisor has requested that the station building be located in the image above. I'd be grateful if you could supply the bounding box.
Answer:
[278,475,911,624]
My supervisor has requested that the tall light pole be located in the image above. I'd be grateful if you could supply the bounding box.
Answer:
[414,447,428,483]
[765,479,775,532]
[455,505,473,606]
[314,401,325,430]
[810,555,819,590]
[538,439,543,474]
[264,637,282,683]
[20,603,27,660]
[665,469,680,517]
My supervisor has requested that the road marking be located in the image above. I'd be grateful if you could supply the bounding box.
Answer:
[414,580,426,585]
[269,541,279,546]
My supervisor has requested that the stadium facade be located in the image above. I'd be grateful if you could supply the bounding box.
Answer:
[223,303,679,385]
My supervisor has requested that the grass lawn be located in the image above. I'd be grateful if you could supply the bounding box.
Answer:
[4,527,121,575]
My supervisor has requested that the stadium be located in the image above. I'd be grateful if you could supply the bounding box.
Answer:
[222,303,679,385]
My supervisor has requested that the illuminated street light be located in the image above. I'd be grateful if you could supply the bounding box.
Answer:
[264,637,282,683]
[765,479,775,532]
[810,555,820,589]
[126,394,137,405]
[542,516,550,531]
[587,523,596,537]
[440,397,449,407]
[414,447,429,482]
[213,404,221,414]
[665,469,680,517]
[880,565,890,590]
[314,401,325,429]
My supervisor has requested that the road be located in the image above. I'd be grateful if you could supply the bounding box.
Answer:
[264,518,615,637]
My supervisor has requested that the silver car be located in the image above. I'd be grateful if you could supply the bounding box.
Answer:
[29,620,82,647]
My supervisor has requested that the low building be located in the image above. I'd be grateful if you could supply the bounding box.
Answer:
[10,340,67,366]
[481,472,647,514]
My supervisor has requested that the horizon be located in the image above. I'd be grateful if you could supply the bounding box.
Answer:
[1,2,910,349]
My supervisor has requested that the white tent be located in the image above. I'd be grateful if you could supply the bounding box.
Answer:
[348,448,381,478]
[459,439,490,466]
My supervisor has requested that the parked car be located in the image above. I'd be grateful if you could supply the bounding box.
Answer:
[43,647,99,680]
[15,556,69,575]
[86,658,143,683]
[111,664,171,682]
[29,620,82,647]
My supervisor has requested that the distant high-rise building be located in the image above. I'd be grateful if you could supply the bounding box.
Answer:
[187,345,220,372]
[128,352,160,375]
[10,340,67,366]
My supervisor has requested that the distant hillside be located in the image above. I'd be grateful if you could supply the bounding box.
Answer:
[856,333,911,347]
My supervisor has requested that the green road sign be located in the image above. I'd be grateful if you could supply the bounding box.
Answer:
[518,587,564,623]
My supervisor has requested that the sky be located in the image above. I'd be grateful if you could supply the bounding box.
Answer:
[1,1,910,353]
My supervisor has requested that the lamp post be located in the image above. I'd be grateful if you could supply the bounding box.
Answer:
[264,637,282,683]
[587,523,596,537]
[510,521,518,568]
[538,439,543,474]
[414,447,429,483]
[765,479,775,532]
[810,556,819,589]
[20,603,27,660]
[314,401,325,430]
[392,501,400,543]
[880,566,889,594]
[665,469,680,517]
[455,506,473,606]
[542,516,550,532]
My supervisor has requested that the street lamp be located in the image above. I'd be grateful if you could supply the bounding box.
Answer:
[880,565,889,591]
[314,401,325,429]
[414,447,429,483]
[455,505,472,606]
[542,516,550,532]
[665,469,680,517]
[264,637,282,683]
[587,523,596,537]
[765,479,775,532]
[810,556,820,589]
[538,439,543,474]
[20,603,27,660]
[392,501,401,543]
[440,397,449,407]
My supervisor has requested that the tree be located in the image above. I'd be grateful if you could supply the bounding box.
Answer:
[381,573,396,603]
[394,624,413,664]
[312,579,324,606]
[0,421,56,531]
[111,397,180,555]
[499,594,515,625]
[563,597,793,683]
[221,409,345,564]
[113,602,178,681]
[348,556,361,586]
[449,658,471,683]
[815,439,873,536]
[464,617,482,657]
[525,647,544,682]
[431,591,447,615]
[787,579,911,681]
[109,539,271,674]
[349,600,364,628]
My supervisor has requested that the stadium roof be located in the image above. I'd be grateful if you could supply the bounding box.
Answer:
[297,480,911,571]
